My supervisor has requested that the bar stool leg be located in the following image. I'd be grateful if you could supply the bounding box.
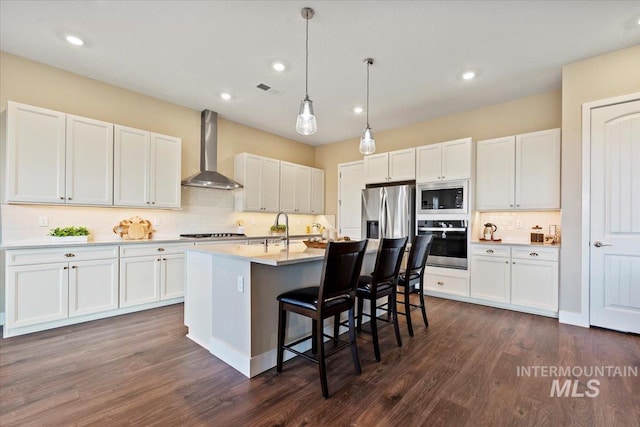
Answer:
[418,278,429,327]
[370,302,381,362]
[316,317,329,398]
[404,284,414,337]
[356,297,364,332]
[348,307,361,374]
[276,302,286,372]
[391,293,402,347]
[333,314,340,344]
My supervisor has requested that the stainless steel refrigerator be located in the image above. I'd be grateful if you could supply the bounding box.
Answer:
[361,184,415,242]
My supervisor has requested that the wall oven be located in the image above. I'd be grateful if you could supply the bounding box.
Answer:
[417,219,468,270]
[417,180,468,214]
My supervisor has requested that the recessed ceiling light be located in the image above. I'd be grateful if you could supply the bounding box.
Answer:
[353,107,363,114]
[220,93,232,100]
[462,70,476,80]
[65,35,84,46]
[272,62,286,72]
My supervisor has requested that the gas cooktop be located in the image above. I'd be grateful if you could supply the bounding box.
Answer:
[180,233,247,239]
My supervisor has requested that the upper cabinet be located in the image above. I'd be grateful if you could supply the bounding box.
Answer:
[476,128,560,211]
[416,138,471,183]
[364,148,415,184]
[3,102,113,205]
[234,153,281,212]
[113,125,181,209]
[279,162,324,214]
[310,168,324,214]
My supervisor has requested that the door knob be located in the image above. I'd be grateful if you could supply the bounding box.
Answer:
[593,241,611,247]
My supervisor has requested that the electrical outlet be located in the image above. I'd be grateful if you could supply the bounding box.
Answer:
[38,216,49,227]
[237,276,244,293]
[153,217,161,226]
[516,219,523,229]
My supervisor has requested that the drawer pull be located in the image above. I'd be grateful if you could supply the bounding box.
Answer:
[63,266,68,270]
[486,249,494,254]
[64,253,75,258]
[529,252,539,257]
[437,281,444,286]
[162,258,167,261]
[71,265,77,269]
[158,248,165,252]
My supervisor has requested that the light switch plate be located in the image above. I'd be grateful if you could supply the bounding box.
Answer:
[237,276,244,293]
[38,216,49,227]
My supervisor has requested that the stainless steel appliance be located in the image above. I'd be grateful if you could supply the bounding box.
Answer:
[417,180,468,214]
[417,219,468,269]
[362,183,415,242]
[180,232,246,241]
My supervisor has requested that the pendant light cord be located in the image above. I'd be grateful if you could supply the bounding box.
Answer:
[305,14,309,97]
[366,60,370,127]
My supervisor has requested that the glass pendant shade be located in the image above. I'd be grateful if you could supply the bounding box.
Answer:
[359,126,376,155]
[296,95,317,135]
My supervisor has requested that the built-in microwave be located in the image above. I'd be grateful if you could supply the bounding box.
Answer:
[417,180,468,214]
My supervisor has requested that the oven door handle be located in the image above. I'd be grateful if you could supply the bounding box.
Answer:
[418,227,467,232]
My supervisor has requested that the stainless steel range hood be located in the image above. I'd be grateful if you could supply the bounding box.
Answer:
[181,110,243,190]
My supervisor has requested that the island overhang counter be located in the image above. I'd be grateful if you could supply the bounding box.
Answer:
[184,241,377,378]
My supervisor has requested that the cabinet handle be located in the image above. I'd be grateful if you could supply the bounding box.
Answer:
[516,204,520,207]
[152,201,156,205]
[486,249,494,254]
[510,204,514,207]
[437,281,444,286]
[68,197,72,200]
[162,258,167,261]
[442,176,445,179]
[158,248,165,252]
[529,252,539,257]
[63,266,68,270]
[513,262,516,264]
[505,261,509,264]
[64,253,75,257]
[60,196,64,200]
[71,265,77,269]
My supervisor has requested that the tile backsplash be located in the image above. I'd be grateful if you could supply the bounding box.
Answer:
[0,186,334,244]
[473,211,561,243]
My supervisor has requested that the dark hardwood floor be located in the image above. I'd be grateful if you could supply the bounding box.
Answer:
[1,297,639,426]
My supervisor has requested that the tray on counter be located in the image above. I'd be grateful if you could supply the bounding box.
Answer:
[479,238,502,242]
[303,240,328,249]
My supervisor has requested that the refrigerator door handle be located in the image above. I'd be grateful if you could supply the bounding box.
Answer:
[380,189,387,238]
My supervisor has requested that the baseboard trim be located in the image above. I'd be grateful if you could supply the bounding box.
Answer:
[559,310,589,328]
[0,312,5,326]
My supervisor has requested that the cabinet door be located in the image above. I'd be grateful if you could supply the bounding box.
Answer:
[511,259,558,311]
[441,138,471,181]
[388,148,416,181]
[119,255,160,307]
[69,258,119,317]
[161,253,185,300]
[150,133,181,208]
[114,125,150,206]
[364,152,389,184]
[515,129,561,210]
[279,161,297,213]
[295,166,312,213]
[338,161,365,239]
[66,115,114,205]
[5,102,66,204]
[6,263,68,328]
[470,256,511,302]
[241,154,263,211]
[261,157,281,212]
[416,144,442,182]
[476,136,515,210]
[310,168,324,214]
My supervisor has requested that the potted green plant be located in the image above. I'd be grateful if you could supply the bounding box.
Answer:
[270,224,287,235]
[48,226,90,243]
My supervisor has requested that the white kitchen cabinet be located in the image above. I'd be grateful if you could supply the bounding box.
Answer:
[416,138,471,183]
[113,125,181,208]
[119,243,190,308]
[476,129,560,211]
[364,148,415,184]
[310,168,324,214]
[469,244,559,315]
[423,266,469,297]
[338,161,365,239]
[470,246,511,303]
[279,162,311,214]
[2,102,113,205]
[234,153,280,212]
[5,245,119,330]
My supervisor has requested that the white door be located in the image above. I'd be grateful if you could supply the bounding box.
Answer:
[338,161,365,239]
[590,99,640,333]
[150,133,181,208]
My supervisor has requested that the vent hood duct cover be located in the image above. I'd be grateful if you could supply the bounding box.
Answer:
[181,110,243,190]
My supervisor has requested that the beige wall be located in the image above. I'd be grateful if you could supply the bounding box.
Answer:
[316,90,562,215]
[0,52,315,182]
[560,45,640,315]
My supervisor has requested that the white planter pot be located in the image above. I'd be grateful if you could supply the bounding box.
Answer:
[50,236,88,243]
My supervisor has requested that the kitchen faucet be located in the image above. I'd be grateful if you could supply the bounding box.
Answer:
[274,212,289,247]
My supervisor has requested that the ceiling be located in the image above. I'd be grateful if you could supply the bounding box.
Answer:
[1,1,639,146]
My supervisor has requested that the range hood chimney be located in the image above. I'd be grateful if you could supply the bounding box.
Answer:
[181,110,243,190]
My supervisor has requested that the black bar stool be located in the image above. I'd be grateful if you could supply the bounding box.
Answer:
[396,234,433,336]
[276,239,368,398]
[356,237,408,361]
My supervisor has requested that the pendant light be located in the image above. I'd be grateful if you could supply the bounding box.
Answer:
[296,7,317,135]
[359,58,376,155]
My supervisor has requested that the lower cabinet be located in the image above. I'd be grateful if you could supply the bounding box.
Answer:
[5,246,119,329]
[119,243,190,308]
[470,244,559,315]
[423,266,470,297]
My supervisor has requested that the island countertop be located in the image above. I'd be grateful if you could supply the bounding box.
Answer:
[188,240,378,266]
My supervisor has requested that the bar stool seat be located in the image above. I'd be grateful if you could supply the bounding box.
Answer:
[276,239,368,399]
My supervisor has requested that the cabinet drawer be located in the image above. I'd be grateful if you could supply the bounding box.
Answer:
[7,245,118,266]
[119,243,193,257]
[511,247,558,262]
[424,273,469,296]
[471,245,510,257]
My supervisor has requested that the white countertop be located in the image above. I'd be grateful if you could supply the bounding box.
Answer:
[471,240,561,248]
[188,240,378,267]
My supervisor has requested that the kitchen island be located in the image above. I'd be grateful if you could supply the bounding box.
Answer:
[184,241,376,377]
